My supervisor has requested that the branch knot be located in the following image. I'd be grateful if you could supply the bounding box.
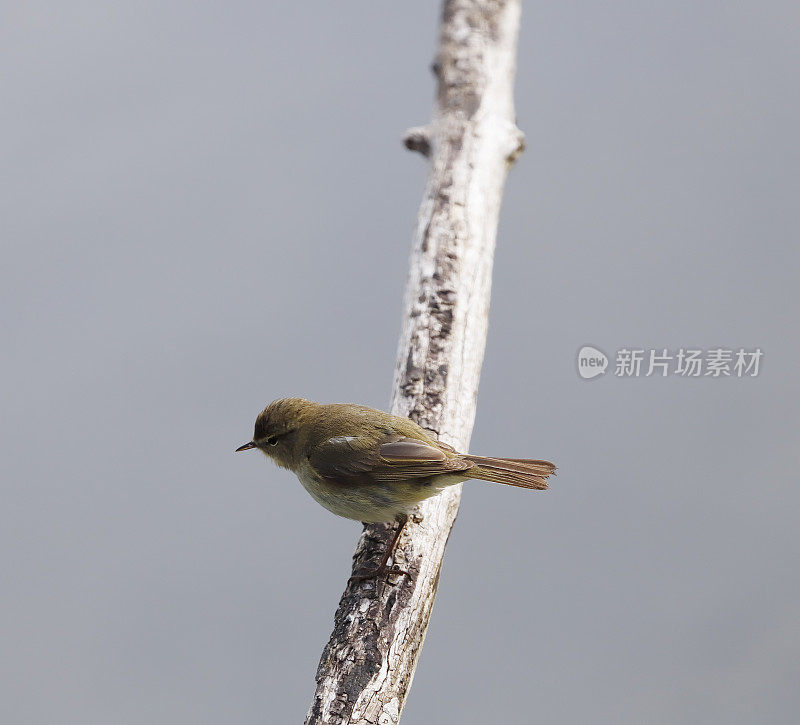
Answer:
[402,126,432,158]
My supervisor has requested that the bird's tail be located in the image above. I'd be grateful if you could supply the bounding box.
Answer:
[464,455,556,490]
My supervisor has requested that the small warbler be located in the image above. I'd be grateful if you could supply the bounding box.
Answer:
[236,398,556,577]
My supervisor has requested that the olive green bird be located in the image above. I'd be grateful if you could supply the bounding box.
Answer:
[236,398,556,577]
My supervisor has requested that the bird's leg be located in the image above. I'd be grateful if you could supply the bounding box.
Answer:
[349,514,409,584]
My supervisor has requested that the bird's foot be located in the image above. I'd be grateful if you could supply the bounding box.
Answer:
[349,514,410,588]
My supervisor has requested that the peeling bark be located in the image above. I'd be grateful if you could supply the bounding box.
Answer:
[305,2,524,722]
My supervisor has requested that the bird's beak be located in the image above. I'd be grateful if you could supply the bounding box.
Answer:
[235,441,256,452]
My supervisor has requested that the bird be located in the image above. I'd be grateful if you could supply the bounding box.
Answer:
[236,397,556,579]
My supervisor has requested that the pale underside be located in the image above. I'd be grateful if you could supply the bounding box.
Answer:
[295,435,471,523]
[296,460,468,522]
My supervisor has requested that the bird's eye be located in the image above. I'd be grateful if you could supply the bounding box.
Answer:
[266,436,279,446]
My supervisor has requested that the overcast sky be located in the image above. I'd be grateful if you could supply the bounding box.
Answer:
[1,1,799,723]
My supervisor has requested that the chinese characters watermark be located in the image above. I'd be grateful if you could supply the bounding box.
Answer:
[577,346,762,380]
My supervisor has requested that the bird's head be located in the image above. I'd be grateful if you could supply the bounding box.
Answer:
[235,397,320,470]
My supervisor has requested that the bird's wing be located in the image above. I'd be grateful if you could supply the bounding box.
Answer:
[308,435,473,486]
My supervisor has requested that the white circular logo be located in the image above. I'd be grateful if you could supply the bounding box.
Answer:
[577,345,608,379]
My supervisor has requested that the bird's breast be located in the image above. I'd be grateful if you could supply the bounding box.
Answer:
[294,460,446,523]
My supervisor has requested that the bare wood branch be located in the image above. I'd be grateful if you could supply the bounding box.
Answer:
[306,2,524,722]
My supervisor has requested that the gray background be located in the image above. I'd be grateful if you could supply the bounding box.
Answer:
[2,1,798,723]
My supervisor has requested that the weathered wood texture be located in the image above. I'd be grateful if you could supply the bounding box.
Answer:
[305,2,524,722]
